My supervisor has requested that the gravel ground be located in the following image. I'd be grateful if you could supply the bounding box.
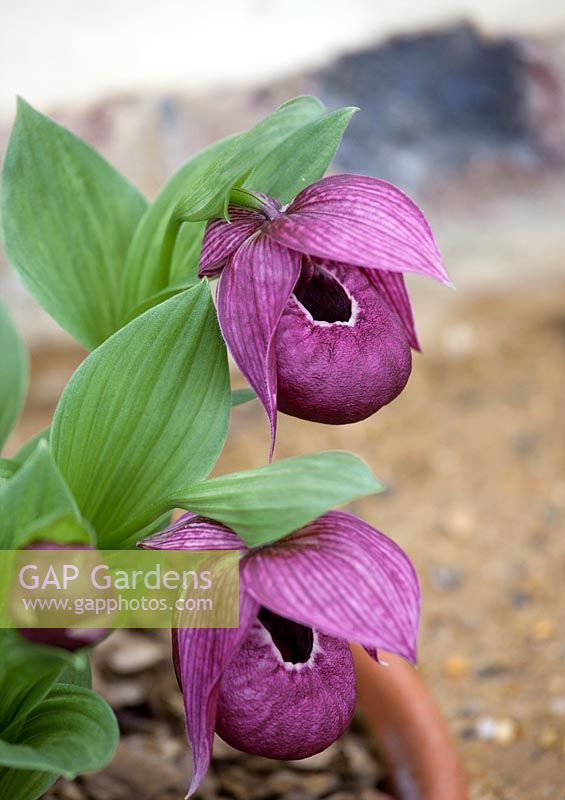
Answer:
[9,279,563,800]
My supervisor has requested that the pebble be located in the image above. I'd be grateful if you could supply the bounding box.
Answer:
[359,790,390,800]
[53,782,86,800]
[262,769,299,795]
[342,734,382,783]
[213,735,243,760]
[530,619,556,641]
[219,765,258,800]
[475,715,518,745]
[447,507,475,537]
[549,696,565,716]
[538,727,559,749]
[429,565,463,591]
[153,735,183,759]
[476,662,511,680]
[106,634,166,674]
[510,590,534,609]
[303,772,341,796]
[101,679,146,707]
[243,756,284,773]
[440,323,476,357]
[459,725,477,740]
[288,743,339,770]
[83,773,130,800]
[511,431,538,455]
[443,655,470,678]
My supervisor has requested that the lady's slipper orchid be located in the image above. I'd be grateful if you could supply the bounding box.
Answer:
[141,509,420,797]
[199,174,449,451]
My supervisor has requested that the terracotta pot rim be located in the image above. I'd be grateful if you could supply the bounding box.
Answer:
[351,644,469,800]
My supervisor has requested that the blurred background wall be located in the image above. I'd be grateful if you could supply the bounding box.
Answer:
[2,0,565,344]
[1,3,564,799]
[2,0,565,115]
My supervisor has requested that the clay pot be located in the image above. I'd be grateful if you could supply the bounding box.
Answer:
[351,644,469,800]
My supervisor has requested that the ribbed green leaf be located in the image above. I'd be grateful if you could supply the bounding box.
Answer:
[12,428,50,467]
[0,766,56,800]
[0,300,28,450]
[57,657,92,691]
[0,442,80,549]
[0,631,84,733]
[173,451,383,547]
[120,134,238,318]
[122,278,197,326]
[0,684,118,779]
[1,99,147,348]
[51,282,230,545]
[245,106,357,204]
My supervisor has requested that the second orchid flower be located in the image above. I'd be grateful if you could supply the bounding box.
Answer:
[141,509,420,797]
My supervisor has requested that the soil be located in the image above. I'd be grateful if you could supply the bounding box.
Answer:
[9,279,564,800]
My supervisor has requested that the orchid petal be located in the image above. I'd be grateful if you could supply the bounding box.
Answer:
[363,267,420,350]
[175,589,259,797]
[265,174,449,285]
[139,512,246,551]
[216,235,301,455]
[198,206,262,277]
[242,510,420,663]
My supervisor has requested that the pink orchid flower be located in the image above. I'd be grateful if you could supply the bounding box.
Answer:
[141,509,420,797]
[199,174,449,453]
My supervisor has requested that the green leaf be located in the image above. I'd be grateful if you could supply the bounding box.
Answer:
[0,442,80,549]
[120,133,238,318]
[104,510,173,550]
[231,388,257,407]
[176,96,327,223]
[245,106,357,204]
[0,766,56,800]
[0,635,94,800]
[124,511,173,549]
[1,99,147,349]
[12,428,50,467]
[18,511,94,548]
[122,278,197,325]
[173,451,383,547]
[0,458,18,488]
[51,281,230,546]
[0,630,85,732]
[57,654,92,690]
[0,300,28,451]
[0,684,118,778]
[168,221,207,285]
